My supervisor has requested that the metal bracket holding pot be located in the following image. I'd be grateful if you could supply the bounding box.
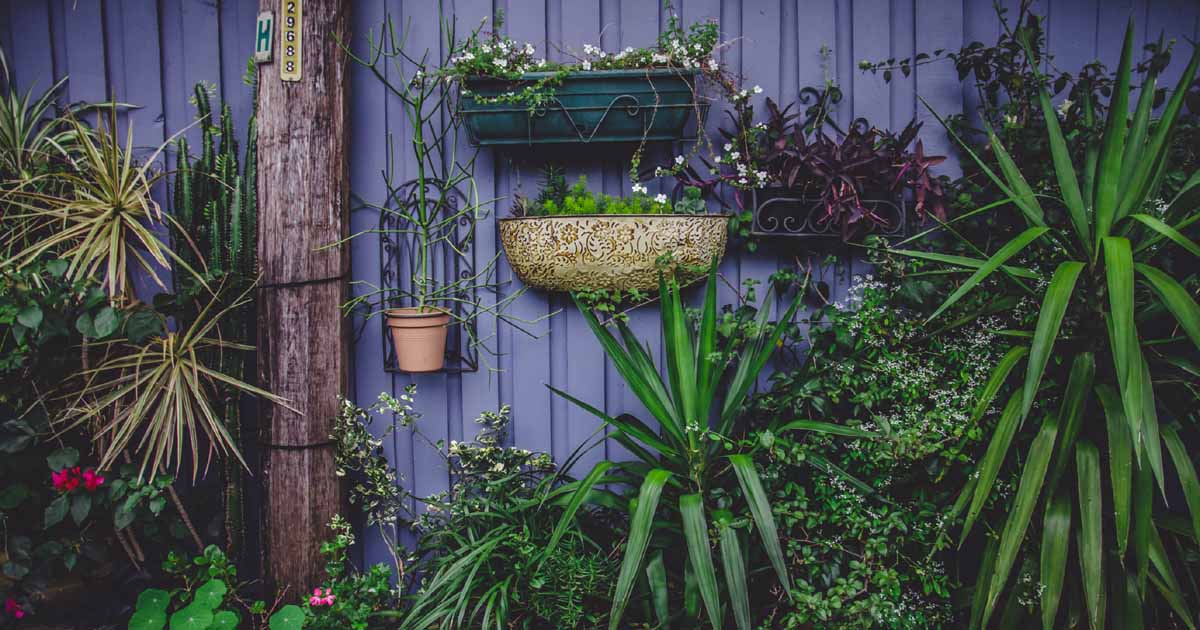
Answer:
[377,179,480,373]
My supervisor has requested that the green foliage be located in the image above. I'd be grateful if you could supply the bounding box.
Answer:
[302,516,394,630]
[130,546,301,630]
[551,260,861,629]
[900,12,1200,628]
[746,262,1017,628]
[514,172,675,216]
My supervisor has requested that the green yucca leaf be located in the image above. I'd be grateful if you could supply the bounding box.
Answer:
[1133,450,1154,592]
[1081,88,1098,210]
[1118,71,1157,192]
[729,454,789,593]
[1022,261,1084,419]
[646,551,670,629]
[969,537,999,630]
[1045,352,1095,495]
[885,248,1039,279]
[971,346,1028,424]
[1135,263,1200,352]
[680,494,722,630]
[982,406,1061,625]
[962,393,1024,542]
[1148,525,1196,630]
[695,258,720,422]
[925,226,1049,322]
[1076,440,1105,630]
[988,130,1047,226]
[1041,490,1072,630]
[608,469,670,630]
[717,517,751,630]
[545,386,677,460]
[1162,426,1200,551]
[1116,43,1200,222]
[775,419,876,439]
[1097,384,1133,557]
[541,460,611,562]
[1093,18,1135,245]
[1130,213,1200,257]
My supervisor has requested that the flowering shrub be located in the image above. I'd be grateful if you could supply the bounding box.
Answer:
[742,255,1024,628]
[444,11,722,108]
[302,516,393,630]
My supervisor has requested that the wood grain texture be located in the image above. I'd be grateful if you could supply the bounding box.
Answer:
[256,0,351,286]
[256,0,351,593]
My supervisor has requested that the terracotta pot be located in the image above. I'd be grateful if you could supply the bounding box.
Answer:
[498,214,729,291]
[385,307,451,372]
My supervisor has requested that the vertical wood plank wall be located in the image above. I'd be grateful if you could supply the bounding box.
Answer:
[4,0,1197,567]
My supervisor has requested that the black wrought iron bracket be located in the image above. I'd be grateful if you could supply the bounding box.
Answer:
[749,189,908,239]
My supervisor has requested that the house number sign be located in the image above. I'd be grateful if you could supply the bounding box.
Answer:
[280,0,302,81]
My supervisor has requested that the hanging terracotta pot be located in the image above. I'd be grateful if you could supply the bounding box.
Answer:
[384,307,451,372]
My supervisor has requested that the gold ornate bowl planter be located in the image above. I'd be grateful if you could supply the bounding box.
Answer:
[497,214,729,291]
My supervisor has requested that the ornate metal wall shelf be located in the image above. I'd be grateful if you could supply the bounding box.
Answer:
[378,179,480,373]
[748,188,908,239]
[459,69,707,146]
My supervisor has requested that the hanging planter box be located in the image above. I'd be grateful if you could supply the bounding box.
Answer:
[498,214,729,291]
[747,187,907,239]
[459,69,703,146]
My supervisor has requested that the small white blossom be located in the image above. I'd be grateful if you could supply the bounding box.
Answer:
[674,155,685,165]
[752,85,763,94]
[581,60,592,70]
[524,43,535,55]
[654,193,668,203]
[493,57,508,69]
[632,183,648,194]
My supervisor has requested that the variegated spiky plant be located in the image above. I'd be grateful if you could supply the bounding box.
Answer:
[170,82,259,560]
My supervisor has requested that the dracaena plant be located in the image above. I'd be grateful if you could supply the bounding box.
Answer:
[905,17,1200,629]
[552,260,868,630]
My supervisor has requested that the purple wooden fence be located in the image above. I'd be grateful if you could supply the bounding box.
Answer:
[4,0,1197,567]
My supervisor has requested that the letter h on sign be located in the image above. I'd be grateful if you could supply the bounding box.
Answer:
[255,11,274,63]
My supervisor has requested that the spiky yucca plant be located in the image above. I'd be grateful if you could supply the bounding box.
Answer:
[910,18,1200,629]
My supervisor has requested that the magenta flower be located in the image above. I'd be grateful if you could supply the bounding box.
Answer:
[82,469,105,492]
[308,587,335,607]
[4,597,25,619]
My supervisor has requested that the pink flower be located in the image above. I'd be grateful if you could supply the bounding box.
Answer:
[82,469,105,492]
[4,597,25,619]
[308,587,335,607]
[51,469,70,492]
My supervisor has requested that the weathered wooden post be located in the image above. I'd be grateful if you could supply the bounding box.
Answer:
[255,0,350,593]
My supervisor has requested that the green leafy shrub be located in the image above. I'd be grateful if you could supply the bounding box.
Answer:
[513,171,676,216]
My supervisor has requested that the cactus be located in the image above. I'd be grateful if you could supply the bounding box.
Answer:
[169,83,258,563]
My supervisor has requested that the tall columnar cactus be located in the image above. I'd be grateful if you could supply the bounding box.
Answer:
[170,83,258,561]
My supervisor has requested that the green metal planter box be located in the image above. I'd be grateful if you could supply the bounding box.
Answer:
[459,69,703,146]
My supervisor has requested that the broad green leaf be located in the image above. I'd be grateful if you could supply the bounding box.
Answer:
[646,551,670,630]
[1097,385,1133,557]
[718,520,751,630]
[267,604,304,630]
[680,494,722,630]
[963,393,1023,542]
[1022,261,1084,419]
[1163,425,1200,546]
[1119,72,1157,192]
[1132,452,1153,592]
[193,579,227,610]
[16,304,42,329]
[1130,213,1200,257]
[210,610,239,630]
[168,604,214,630]
[983,409,1061,626]
[608,469,670,630]
[1136,353,1166,498]
[1150,572,1197,630]
[135,588,171,613]
[729,454,789,592]
[1148,525,1196,630]
[1094,18,1134,244]
[548,386,678,459]
[1041,490,1072,630]
[1103,237,1145,463]
[970,537,999,630]
[47,446,79,470]
[128,609,167,630]
[70,492,91,525]
[1076,440,1104,630]
[695,258,720,421]
[44,494,68,529]
[1136,263,1200,352]
[661,273,697,430]
[927,227,1050,322]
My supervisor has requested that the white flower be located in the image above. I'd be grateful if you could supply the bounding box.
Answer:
[738,89,749,99]
[654,193,668,203]
[632,183,648,194]
[491,462,505,472]
[752,85,763,94]
[708,58,720,71]
[537,58,547,67]
[723,142,733,151]
[674,155,685,165]
[624,46,634,54]
[652,53,669,64]
[728,151,739,160]
[1057,98,1074,117]
[582,60,592,71]
[481,43,492,53]
[493,57,508,69]
[583,44,598,55]
[713,155,722,164]
[524,43,535,55]
[756,170,767,180]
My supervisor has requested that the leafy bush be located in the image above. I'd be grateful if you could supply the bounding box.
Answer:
[746,263,1020,628]
[512,169,678,216]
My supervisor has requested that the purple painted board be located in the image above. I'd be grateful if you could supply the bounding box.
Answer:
[8,1,55,93]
